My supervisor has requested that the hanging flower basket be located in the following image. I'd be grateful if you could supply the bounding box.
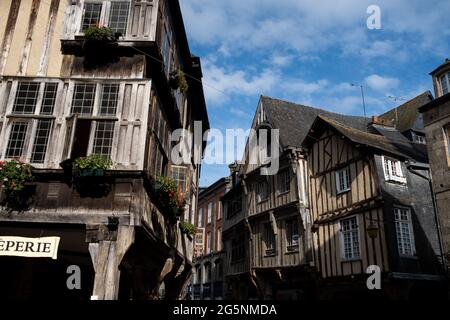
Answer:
[179,221,196,236]
[169,69,189,93]
[155,176,186,219]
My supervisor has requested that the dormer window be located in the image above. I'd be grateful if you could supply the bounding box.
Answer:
[440,72,450,95]
[382,156,407,184]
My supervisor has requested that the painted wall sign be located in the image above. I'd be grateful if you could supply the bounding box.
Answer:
[0,236,60,260]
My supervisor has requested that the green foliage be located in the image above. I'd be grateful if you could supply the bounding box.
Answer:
[73,155,112,170]
[0,160,33,200]
[177,69,189,93]
[179,221,196,236]
[169,69,189,93]
[83,26,117,42]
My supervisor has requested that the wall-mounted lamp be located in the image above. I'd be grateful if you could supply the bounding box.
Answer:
[108,216,119,231]
[367,222,379,239]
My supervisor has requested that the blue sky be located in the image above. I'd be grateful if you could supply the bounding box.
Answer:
[179,0,450,187]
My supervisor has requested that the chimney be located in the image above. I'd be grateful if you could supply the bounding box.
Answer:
[371,115,394,127]
[228,162,238,187]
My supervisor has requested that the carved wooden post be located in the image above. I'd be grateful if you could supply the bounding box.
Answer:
[89,226,134,300]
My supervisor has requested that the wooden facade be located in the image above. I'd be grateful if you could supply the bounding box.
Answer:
[222,98,314,300]
[0,77,151,170]
[62,0,158,42]
[307,128,389,279]
[0,0,209,300]
[222,96,446,300]
[303,116,445,299]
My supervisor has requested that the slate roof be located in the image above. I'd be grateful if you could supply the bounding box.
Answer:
[378,91,433,133]
[318,116,408,158]
[302,115,427,162]
[260,95,428,161]
[371,124,428,162]
[260,96,370,148]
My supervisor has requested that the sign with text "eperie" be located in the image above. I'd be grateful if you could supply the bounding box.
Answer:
[0,236,60,260]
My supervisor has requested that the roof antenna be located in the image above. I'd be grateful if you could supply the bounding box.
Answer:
[351,83,367,131]
[387,95,406,129]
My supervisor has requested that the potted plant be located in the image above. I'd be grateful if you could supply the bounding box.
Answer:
[73,154,112,178]
[169,69,189,93]
[0,160,34,206]
[179,221,196,236]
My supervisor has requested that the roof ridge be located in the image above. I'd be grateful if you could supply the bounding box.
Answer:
[379,91,433,117]
[318,115,386,140]
[261,95,369,120]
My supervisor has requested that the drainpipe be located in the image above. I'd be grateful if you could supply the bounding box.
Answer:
[407,164,447,274]
[244,217,258,295]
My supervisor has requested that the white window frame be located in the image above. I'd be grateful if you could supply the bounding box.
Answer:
[79,0,131,37]
[440,72,450,96]
[336,166,351,194]
[206,232,212,254]
[67,81,120,160]
[207,202,213,224]
[0,80,61,167]
[171,165,188,197]
[217,201,222,220]
[92,120,115,157]
[194,227,204,257]
[216,228,222,251]
[197,208,203,228]
[394,206,416,257]
[382,156,407,184]
[340,216,361,261]
[444,124,450,166]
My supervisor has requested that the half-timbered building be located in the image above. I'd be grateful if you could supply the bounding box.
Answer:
[222,96,370,300]
[302,115,446,299]
[0,0,209,300]
[223,95,447,300]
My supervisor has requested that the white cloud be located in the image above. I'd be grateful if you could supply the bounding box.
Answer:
[201,59,279,104]
[365,74,400,92]
[272,54,295,67]
[229,108,251,118]
[281,79,329,95]
[181,0,450,57]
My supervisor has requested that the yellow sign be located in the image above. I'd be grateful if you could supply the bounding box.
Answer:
[0,236,60,260]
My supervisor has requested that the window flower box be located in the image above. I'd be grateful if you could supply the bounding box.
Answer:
[71,155,112,180]
[73,155,112,172]
[72,168,106,178]
[83,26,119,45]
